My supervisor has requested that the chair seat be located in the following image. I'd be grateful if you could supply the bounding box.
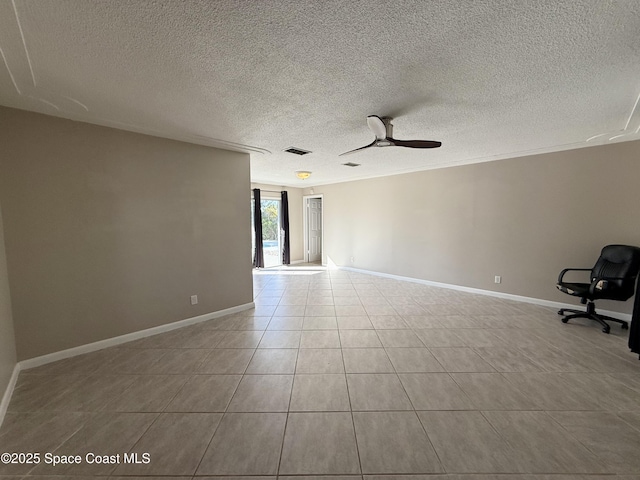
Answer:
[556,282,590,297]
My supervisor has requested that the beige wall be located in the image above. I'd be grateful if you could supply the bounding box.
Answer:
[308,140,640,314]
[251,183,304,263]
[0,107,253,360]
[0,200,17,398]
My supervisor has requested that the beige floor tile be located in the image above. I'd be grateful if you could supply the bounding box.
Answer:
[608,372,640,393]
[398,373,474,410]
[290,374,350,411]
[222,331,264,348]
[146,348,210,373]
[517,345,594,373]
[296,349,345,373]
[243,305,278,317]
[450,373,541,410]
[300,330,341,348]
[473,346,546,372]
[279,412,361,474]
[429,347,496,372]
[353,411,443,474]
[258,330,301,348]
[227,375,293,412]
[393,305,427,316]
[346,374,413,411]
[482,410,609,474]
[98,348,169,374]
[8,374,85,412]
[102,375,189,412]
[305,305,337,316]
[335,305,368,316]
[165,375,241,412]
[342,348,394,373]
[403,316,444,329]
[417,410,520,473]
[280,295,309,305]
[197,412,287,475]
[337,316,374,329]
[267,316,304,330]
[229,316,271,330]
[22,348,118,375]
[359,295,390,306]
[40,374,136,412]
[172,329,229,348]
[422,305,463,316]
[334,296,364,305]
[557,373,640,411]
[246,348,298,374]
[413,329,465,347]
[620,410,640,431]
[364,305,398,316]
[376,330,425,347]
[549,411,640,473]
[271,303,304,316]
[303,316,338,330]
[113,412,222,475]
[307,296,336,306]
[340,330,383,348]
[30,412,157,475]
[197,348,255,374]
[369,315,410,329]
[0,412,90,475]
[448,328,503,347]
[501,373,605,410]
[385,348,444,373]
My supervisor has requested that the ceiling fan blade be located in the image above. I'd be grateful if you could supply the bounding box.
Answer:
[339,139,376,156]
[367,115,387,140]
[390,139,442,149]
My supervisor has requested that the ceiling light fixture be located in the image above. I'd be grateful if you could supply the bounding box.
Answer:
[295,171,312,180]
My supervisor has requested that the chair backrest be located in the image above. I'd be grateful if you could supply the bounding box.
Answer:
[591,245,640,300]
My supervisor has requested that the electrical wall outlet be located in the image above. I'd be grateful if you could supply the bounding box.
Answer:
[494,276,501,284]
[190,295,198,305]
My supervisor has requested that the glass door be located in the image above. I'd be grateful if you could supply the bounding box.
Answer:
[251,198,282,268]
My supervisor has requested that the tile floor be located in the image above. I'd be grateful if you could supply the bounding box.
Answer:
[2,268,640,479]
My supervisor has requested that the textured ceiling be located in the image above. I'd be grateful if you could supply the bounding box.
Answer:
[1,0,639,187]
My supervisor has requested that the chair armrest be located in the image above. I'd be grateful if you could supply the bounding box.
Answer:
[557,268,591,284]
[588,274,633,295]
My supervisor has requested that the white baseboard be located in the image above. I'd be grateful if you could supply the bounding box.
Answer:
[0,363,20,429]
[339,266,632,322]
[0,301,255,429]
[19,302,255,371]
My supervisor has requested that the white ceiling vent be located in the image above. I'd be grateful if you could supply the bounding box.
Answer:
[284,147,311,155]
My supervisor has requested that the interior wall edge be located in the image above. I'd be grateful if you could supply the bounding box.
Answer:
[0,363,20,430]
[339,266,632,322]
[18,301,255,371]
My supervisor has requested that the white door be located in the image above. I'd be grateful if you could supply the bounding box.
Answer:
[307,198,322,263]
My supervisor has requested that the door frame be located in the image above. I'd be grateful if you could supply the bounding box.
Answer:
[303,194,324,265]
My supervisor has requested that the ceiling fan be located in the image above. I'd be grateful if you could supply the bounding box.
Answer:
[340,115,442,156]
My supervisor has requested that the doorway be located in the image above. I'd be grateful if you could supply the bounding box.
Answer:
[304,195,323,265]
[251,197,282,268]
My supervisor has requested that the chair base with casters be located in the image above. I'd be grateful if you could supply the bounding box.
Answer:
[557,301,629,334]
[556,245,640,335]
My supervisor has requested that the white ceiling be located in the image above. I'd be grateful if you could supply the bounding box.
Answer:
[1,0,639,187]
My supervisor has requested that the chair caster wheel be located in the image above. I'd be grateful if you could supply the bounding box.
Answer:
[622,323,629,330]
[557,309,564,315]
[561,318,569,324]
[602,326,610,334]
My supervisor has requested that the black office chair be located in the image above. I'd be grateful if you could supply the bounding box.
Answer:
[556,244,640,333]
